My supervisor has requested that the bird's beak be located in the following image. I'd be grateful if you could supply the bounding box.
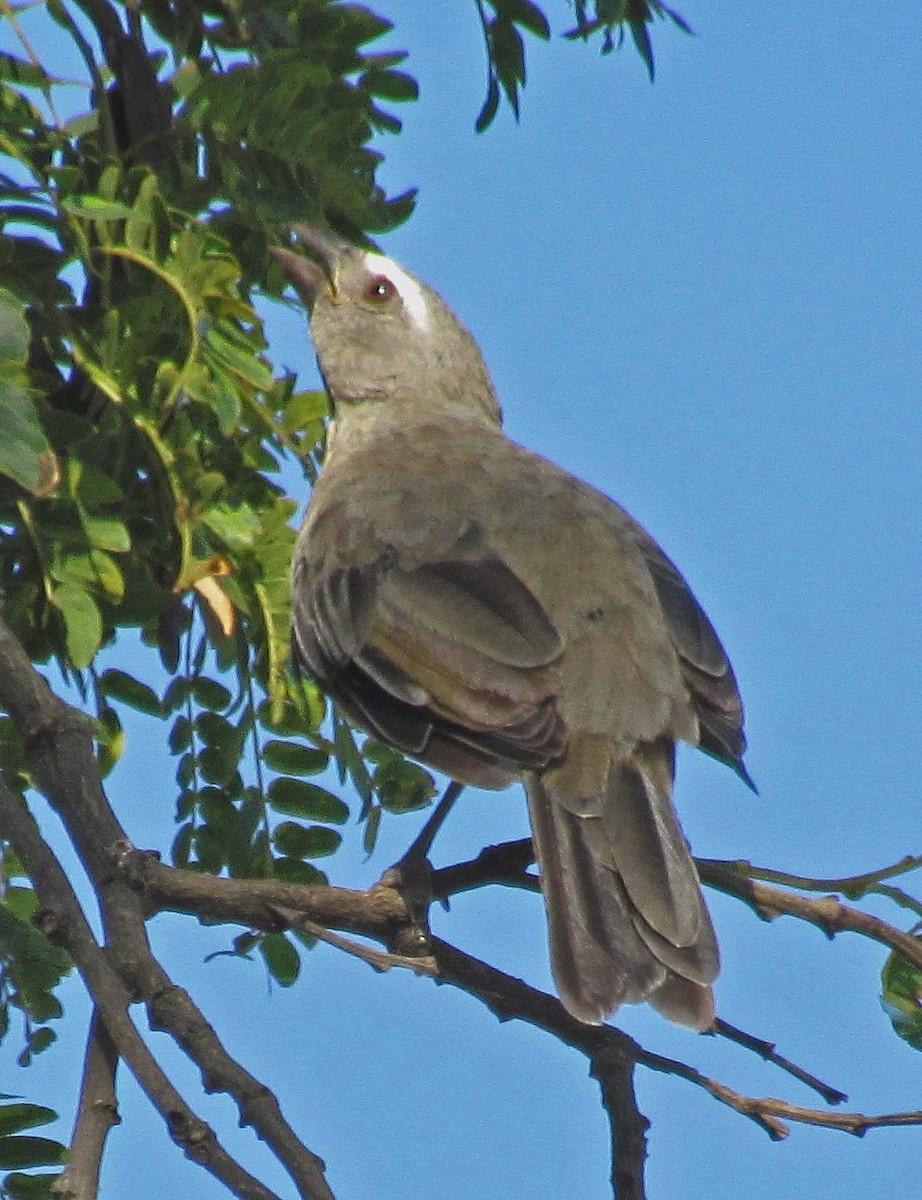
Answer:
[270,224,346,308]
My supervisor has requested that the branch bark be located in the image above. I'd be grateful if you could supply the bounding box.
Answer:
[51,1011,120,1200]
[0,614,335,1200]
[0,778,283,1200]
[698,859,922,971]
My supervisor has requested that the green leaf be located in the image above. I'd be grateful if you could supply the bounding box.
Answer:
[628,18,656,80]
[191,678,232,711]
[172,822,194,867]
[50,583,102,668]
[267,778,349,823]
[0,52,52,89]
[168,717,193,754]
[370,748,436,814]
[272,858,326,885]
[0,287,29,361]
[95,705,124,776]
[272,821,341,859]
[1,1169,63,1200]
[194,711,239,751]
[0,1136,66,1169]
[260,741,328,776]
[193,823,227,872]
[0,288,59,495]
[259,932,300,986]
[162,677,192,712]
[201,501,262,550]
[361,68,419,102]
[0,1106,57,1139]
[2,887,37,923]
[18,1027,56,1065]
[0,904,73,1017]
[475,75,500,133]
[279,388,330,433]
[52,549,125,602]
[0,386,59,495]
[881,946,922,1051]
[68,460,124,505]
[59,195,135,221]
[334,717,373,804]
[493,0,551,39]
[203,325,274,391]
[78,511,131,553]
[99,669,164,716]
[362,804,382,854]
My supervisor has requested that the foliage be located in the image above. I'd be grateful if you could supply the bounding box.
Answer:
[0,0,426,1008]
[564,1,693,79]
[0,1096,66,1200]
[881,942,922,1051]
[0,849,72,1067]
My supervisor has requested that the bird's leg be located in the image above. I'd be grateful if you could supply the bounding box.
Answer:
[378,780,465,957]
[399,779,465,868]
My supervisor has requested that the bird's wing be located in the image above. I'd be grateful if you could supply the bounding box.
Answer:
[629,530,753,787]
[292,544,568,787]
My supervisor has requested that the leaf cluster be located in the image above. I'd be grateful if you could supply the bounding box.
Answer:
[0,848,72,1067]
[0,1096,66,1200]
[0,0,429,1090]
[564,1,693,80]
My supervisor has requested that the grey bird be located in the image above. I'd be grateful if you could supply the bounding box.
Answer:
[272,226,752,1029]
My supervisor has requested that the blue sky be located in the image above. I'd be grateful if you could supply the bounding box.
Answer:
[3,4,922,1198]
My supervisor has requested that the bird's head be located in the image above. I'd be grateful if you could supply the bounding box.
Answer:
[271,226,502,426]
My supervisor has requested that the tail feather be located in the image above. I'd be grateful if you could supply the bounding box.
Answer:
[526,776,664,1023]
[526,735,718,1029]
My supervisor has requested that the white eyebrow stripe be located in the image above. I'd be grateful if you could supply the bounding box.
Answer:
[363,252,431,331]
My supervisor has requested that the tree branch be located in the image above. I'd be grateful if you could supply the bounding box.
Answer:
[0,779,283,1200]
[590,1049,648,1200]
[430,836,538,899]
[709,854,922,898]
[697,859,922,971]
[116,845,409,944]
[0,615,336,1200]
[51,1011,120,1200]
[120,846,922,1156]
[6,594,922,1200]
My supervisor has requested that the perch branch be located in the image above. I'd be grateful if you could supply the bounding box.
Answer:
[121,848,922,1154]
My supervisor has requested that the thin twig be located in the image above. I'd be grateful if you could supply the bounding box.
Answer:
[711,1019,848,1105]
[706,854,922,899]
[697,859,922,971]
[268,905,439,978]
[128,852,922,1153]
[590,1049,649,1200]
[431,836,538,899]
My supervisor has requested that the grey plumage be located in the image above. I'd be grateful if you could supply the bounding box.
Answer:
[274,227,752,1028]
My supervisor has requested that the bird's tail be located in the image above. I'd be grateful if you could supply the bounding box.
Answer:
[525,734,718,1029]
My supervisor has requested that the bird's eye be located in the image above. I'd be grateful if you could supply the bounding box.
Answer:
[363,275,397,304]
